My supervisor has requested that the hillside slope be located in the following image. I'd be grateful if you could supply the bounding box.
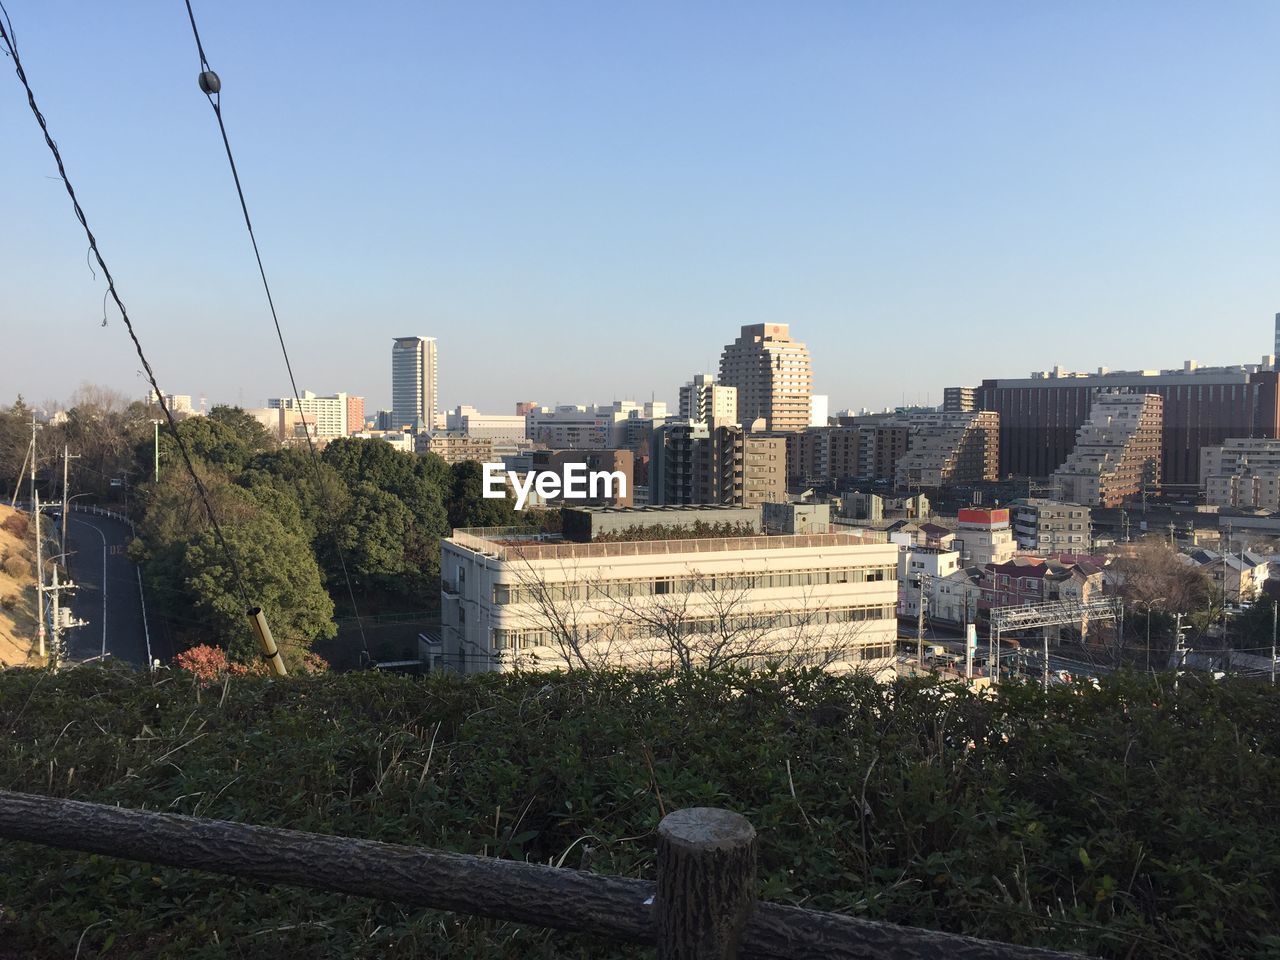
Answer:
[0,505,39,666]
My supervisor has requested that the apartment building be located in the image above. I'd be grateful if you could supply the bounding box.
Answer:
[943,386,975,413]
[786,419,910,484]
[416,432,494,464]
[439,521,898,676]
[265,390,355,438]
[953,361,1280,484]
[650,421,785,506]
[897,547,962,619]
[1011,499,1092,553]
[743,434,787,505]
[679,374,738,424]
[718,323,813,432]
[953,508,1017,567]
[894,411,1000,489]
[1052,392,1162,507]
[1201,439,1280,511]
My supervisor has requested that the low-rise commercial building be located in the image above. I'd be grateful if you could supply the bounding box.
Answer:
[440,523,898,676]
[445,405,528,442]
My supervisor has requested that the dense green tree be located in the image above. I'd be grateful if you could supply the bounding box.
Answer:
[1231,597,1279,652]
[182,509,335,664]
[207,405,276,455]
[0,397,31,501]
[322,438,448,539]
[329,481,416,590]
[446,459,519,529]
[240,449,350,545]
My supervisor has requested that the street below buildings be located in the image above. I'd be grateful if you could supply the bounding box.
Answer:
[62,509,162,668]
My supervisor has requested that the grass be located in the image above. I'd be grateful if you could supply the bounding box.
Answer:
[0,665,1277,959]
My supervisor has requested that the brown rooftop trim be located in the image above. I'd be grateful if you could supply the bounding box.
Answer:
[448,528,890,562]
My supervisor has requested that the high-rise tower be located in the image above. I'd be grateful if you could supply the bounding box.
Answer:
[717,324,812,432]
[391,336,438,432]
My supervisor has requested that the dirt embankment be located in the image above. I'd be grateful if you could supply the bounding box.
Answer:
[0,504,41,666]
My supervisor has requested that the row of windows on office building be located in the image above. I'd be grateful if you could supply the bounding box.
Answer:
[491,602,896,650]
[491,565,896,605]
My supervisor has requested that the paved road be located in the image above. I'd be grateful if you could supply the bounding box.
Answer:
[62,511,157,668]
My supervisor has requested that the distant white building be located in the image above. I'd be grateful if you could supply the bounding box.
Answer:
[527,401,668,449]
[267,390,350,438]
[809,394,829,428]
[445,405,528,442]
[1201,438,1280,512]
[679,374,737,425]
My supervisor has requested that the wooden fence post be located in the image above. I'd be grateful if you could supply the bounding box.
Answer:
[655,807,757,960]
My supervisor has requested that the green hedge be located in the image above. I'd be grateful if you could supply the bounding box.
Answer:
[0,666,1278,959]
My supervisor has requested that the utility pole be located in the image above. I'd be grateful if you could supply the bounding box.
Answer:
[9,432,30,509]
[1271,601,1276,686]
[44,564,83,673]
[33,489,44,659]
[60,445,79,556]
[50,565,60,672]
[916,572,927,672]
[1042,627,1050,692]
[153,419,161,483]
[1173,611,1184,688]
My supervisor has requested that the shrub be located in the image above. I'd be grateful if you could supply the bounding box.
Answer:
[0,595,15,612]
[174,643,271,681]
[0,513,28,539]
[2,556,27,579]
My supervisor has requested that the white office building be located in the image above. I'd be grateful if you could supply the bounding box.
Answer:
[440,525,898,677]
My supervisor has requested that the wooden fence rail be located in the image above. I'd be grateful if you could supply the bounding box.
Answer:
[0,790,1084,959]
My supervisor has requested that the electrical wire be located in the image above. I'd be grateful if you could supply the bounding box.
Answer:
[0,4,253,616]
[180,0,370,660]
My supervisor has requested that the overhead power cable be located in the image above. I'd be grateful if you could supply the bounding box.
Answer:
[180,0,369,658]
[0,2,253,615]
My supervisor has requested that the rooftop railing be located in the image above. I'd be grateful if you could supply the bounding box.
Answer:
[449,528,892,562]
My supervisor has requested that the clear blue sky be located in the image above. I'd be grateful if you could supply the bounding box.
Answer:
[2,1,1277,415]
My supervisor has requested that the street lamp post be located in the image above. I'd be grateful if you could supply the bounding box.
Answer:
[1137,597,1167,673]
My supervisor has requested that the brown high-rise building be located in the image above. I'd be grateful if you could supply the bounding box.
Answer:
[1052,392,1162,507]
[718,323,813,432]
[346,395,366,434]
[957,364,1280,485]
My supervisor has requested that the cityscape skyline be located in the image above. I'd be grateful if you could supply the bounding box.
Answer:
[3,2,1278,413]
